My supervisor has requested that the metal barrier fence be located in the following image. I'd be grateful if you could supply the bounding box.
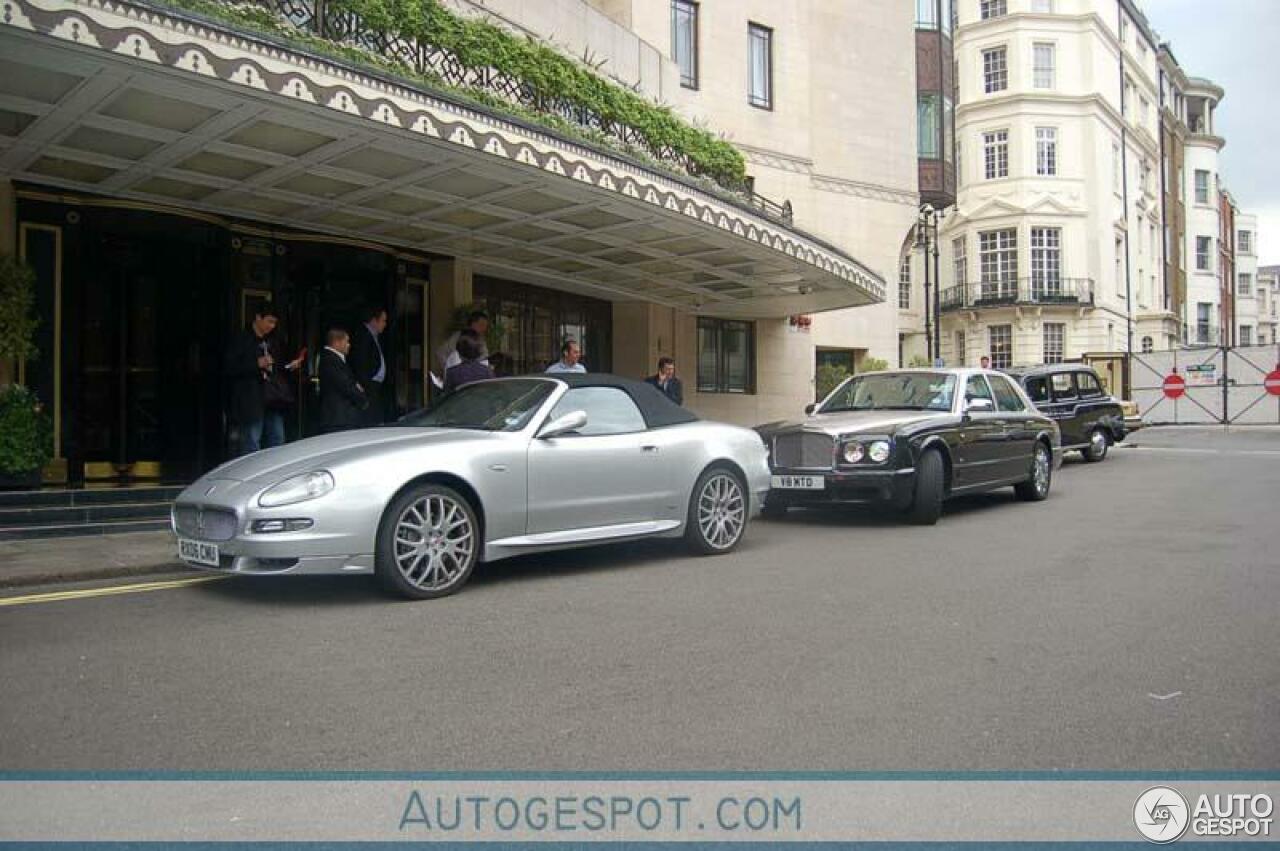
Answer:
[1129,344,1280,425]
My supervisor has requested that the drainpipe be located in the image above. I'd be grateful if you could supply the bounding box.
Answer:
[1118,4,1135,394]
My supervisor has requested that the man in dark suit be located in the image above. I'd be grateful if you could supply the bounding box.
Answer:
[319,328,367,434]
[224,308,278,455]
[348,305,388,425]
[644,357,684,405]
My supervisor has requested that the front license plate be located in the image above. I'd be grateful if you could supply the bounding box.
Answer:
[771,474,825,490]
[178,538,220,567]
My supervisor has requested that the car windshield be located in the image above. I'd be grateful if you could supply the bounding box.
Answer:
[819,372,956,413]
[399,379,554,432]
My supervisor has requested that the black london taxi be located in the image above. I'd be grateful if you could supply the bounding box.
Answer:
[1006,364,1127,462]
[755,369,1062,526]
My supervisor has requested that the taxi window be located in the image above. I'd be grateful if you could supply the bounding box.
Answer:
[1076,371,1104,398]
[1024,376,1050,404]
[989,374,1028,412]
[1050,372,1077,401]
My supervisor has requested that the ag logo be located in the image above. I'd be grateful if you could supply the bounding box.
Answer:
[1135,786,1190,843]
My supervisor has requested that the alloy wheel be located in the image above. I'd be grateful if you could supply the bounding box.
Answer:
[697,473,745,550]
[393,494,475,591]
[1033,446,1050,496]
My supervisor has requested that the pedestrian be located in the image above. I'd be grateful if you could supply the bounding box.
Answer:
[980,355,991,369]
[318,328,367,434]
[349,305,388,425]
[438,310,490,373]
[545,339,586,374]
[644,356,683,405]
[443,330,495,393]
[224,306,289,455]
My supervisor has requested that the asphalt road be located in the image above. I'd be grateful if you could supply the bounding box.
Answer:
[2,427,1277,771]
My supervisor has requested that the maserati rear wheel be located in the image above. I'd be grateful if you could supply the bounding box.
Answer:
[686,467,748,555]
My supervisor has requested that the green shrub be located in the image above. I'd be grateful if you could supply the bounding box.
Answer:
[0,385,52,474]
[815,363,850,400]
[859,356,889,373]
[0,254,38,363]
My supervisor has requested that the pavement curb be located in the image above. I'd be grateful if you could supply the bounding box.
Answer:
[0,560,187,590]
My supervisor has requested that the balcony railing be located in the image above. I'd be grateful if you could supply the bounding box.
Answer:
[939,278,1094,311]
[194,0,792,221]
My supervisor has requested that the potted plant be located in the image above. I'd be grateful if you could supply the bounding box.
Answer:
[0,254,50,489]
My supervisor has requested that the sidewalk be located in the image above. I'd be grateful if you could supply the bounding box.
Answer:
[0,531,185,589]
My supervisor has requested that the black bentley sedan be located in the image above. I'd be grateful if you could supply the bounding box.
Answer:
[756,369,1062,525]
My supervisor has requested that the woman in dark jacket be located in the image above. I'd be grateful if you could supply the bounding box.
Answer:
[443,330,495,393]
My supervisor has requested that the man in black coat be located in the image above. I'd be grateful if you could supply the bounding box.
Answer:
[644,356,684,406]
[319,328,367,434]
[224,308,279,455]
[348,305,389,426]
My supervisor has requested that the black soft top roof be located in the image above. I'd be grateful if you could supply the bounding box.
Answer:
[551,373,699,429]
[1006,363,1100,379]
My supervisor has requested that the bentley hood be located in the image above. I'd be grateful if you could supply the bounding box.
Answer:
[758,409,948,437]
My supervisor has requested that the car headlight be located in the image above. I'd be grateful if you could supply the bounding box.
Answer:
[843,442,865,463]
[258,471,334,507]
[868,440,891,463]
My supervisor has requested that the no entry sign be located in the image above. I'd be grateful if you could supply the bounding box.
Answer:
[1265,369,1280,397]
[1162,373,1187,399]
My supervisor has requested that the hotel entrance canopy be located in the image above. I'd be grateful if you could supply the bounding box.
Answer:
[0,0,885,318]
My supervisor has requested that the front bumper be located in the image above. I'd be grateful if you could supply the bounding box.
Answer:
[171,487,376,576]
[767,466,916,508]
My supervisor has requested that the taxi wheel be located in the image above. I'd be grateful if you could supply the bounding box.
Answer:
[1082,428,1109,462]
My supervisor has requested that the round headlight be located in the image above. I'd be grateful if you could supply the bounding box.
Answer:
[843,442,865,464]
[259,471,334,507]
[868,440,891,463]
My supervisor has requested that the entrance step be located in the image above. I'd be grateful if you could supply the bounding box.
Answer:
[0,486,181,540]
[0,485,183,509]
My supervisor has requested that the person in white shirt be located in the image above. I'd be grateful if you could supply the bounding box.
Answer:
[438,311,490,373]
[545,339,586,374]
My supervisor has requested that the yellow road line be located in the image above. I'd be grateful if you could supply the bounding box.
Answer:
[0,574,231,607]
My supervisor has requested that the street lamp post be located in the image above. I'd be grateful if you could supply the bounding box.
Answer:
[918,204,947,364]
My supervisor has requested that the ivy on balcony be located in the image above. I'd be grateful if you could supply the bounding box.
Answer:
[153,0,749,194]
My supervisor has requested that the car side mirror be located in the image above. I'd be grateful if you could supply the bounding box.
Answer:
[538,410,587,439]
[964,397,994,417]
[804,403,816,415]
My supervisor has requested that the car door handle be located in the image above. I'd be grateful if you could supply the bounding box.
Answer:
[641,445,660,453]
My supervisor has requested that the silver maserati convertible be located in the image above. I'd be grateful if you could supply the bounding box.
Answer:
[172,375,769,598]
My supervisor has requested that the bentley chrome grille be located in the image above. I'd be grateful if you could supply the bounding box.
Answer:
[173,505,238,541]
[772,431,836,470]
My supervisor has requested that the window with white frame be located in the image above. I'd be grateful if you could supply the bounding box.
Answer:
[1035,126,1057,176]
[1115,237,1124,297]
[1195,169,1210,204]
[983,129,1009,179]
[1140,159,1151,194]
[1238,272,1252,296]
[980,0,1007,20]
[1043,322,1065,364]
[1141,336,1154,353]
[988,324,1013,369]
[916,0,938,29]
[1033,43,1055,89]
[952,235,967,286]
[671,0,698,89]
[918,93,940,158]
[1196,236,1212,271]
[1238,230,1253,254]
[1241,325,1253,346]
[899,253,912,309]
[1196,302,1212,343]
[747,23,772,109]
[1030,227,1061,297]
[979,229,1017,300]
[983,47,1008,93]
[955,330,966,366]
